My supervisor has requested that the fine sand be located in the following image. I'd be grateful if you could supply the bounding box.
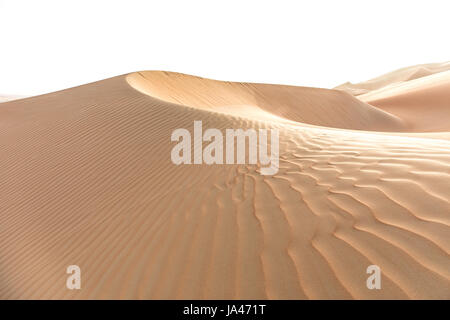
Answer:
[0,68,449,299]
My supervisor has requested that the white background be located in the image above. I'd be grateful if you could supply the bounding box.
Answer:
[0,0,449,96]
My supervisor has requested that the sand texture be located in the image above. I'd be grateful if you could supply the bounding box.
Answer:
[0,69,449,299]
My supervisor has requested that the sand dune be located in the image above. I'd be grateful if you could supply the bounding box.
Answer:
[0,70,449,299]
[0,95,23,103]
[356,70,450,132]
[335,61,450,96]
[128,71,405,132]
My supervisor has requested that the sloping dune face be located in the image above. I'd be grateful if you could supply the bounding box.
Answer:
[0,73,449,299]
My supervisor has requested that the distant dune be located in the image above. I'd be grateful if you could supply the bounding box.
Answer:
[0,68,449,299]
[355,70,450,132]
[0,95,23,103]
[335,61,450,96]
[336,61,450,133]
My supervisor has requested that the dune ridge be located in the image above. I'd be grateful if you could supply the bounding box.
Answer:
[129,71,406,132]
[0,71,449,299]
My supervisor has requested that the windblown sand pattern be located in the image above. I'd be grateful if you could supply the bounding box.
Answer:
[0,66,449,299]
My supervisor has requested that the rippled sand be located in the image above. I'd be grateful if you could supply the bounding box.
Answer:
[0,66,449,299]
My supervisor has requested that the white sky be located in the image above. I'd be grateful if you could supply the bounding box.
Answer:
[1,0,449,96]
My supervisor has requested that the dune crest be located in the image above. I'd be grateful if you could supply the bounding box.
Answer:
[128,71,406,132]
[0,70,449,299]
